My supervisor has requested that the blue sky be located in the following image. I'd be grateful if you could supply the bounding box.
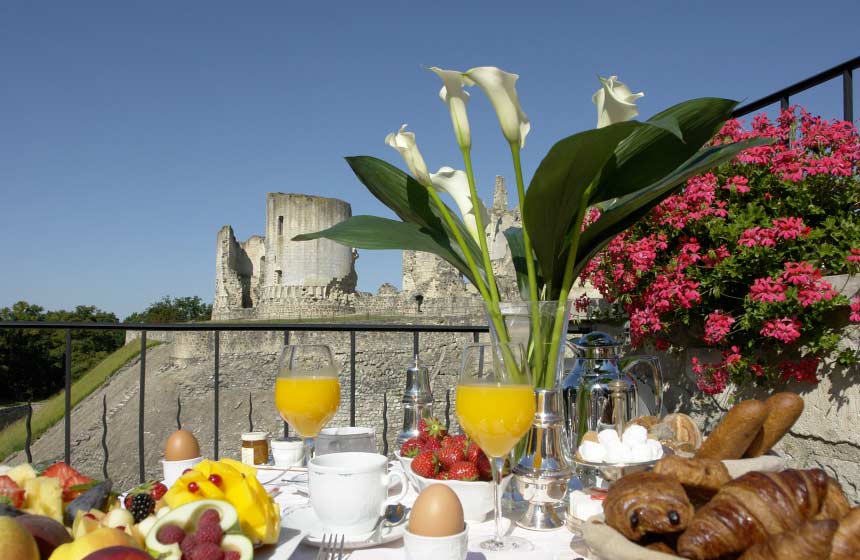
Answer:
[1,1,858,319]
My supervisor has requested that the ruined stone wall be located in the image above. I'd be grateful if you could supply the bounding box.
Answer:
[401,251,466,298]
[214,226,252,311]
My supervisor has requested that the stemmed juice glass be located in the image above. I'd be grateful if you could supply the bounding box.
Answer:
[456,342,535,551]
[274,344,341,467]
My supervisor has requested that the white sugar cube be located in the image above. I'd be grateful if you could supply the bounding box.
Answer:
[573,498,605,521]
[578,440,607,463]
[646,439,664,460]
[597,429,620,447]
[622,424,648,446]
[629,443,652,463]
[604,441,626,464]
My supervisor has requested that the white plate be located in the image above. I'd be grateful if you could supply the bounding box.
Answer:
[254,526,305,560]
[281,504,407,549]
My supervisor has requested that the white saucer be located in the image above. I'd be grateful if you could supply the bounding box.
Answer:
[281,505,407,549]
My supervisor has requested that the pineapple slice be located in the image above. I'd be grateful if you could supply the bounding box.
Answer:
[23,476,63,522]
[6,464,37,486]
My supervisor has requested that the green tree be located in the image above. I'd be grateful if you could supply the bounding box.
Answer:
[124,296,212,324]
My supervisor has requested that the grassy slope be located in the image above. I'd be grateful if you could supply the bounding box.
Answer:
[0,339,160,461]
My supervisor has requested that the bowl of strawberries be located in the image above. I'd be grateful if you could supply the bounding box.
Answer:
[395,416,511,522]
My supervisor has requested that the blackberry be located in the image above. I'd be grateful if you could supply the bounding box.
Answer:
[129,492,155,523]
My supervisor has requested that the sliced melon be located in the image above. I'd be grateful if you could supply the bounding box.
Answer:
[145,499,240,559]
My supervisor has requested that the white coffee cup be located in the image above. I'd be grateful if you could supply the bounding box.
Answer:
[309,452,408,534]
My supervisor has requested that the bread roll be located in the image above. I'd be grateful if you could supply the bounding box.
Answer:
[744,392,804,457]
[696,400,769,460]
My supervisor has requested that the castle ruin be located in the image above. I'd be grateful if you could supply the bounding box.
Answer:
[213,180,542,321]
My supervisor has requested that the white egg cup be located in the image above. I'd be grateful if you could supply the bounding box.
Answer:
[404,526,468,560]
[161,456,203,488]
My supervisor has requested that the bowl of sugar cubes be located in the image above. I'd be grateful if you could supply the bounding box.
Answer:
[573,424,669,487]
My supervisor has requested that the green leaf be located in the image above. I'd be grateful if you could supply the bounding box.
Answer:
[523,121,650,294]
[295,215,477,283]
[592,98,740,202]
[571,137,774,283]
[344,156,484,271]
[503,227,544,300]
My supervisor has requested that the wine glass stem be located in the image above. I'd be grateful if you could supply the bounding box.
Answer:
[491,456,505,545]
[302,437,314,467]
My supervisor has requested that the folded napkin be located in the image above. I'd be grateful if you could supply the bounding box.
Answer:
[582,516,678,560]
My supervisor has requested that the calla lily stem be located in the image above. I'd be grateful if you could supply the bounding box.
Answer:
[510,143,546,384]
[462,149,500,306]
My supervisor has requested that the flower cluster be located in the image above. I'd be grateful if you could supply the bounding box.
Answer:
[581,107,860,394]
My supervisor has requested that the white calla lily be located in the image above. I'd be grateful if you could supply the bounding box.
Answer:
[429,67,471,150]
[592,75,644,128]
[430,166,490,243]
[385,124,432,187]
[464,66,530,148]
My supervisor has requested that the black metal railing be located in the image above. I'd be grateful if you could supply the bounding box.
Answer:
[0,320,592,481]
[733,55,858,121]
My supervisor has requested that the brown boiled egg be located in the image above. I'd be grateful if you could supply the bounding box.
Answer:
[408,484,465,537]
[164,429,201,461]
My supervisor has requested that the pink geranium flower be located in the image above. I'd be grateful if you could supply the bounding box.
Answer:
[760,317,802,343]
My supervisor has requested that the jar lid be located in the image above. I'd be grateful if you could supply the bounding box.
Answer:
[241,431,269,441]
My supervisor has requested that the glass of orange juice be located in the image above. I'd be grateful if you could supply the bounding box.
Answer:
[275,344,340,467]
[456,342,535,552]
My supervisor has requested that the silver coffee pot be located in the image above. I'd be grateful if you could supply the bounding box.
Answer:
[560,332,663,454]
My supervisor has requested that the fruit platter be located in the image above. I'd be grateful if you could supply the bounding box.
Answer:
[0,428,281,560]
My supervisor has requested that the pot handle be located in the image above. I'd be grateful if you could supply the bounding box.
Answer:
[621,356,663,416]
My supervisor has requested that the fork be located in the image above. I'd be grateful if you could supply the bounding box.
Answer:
[315,533,345,560]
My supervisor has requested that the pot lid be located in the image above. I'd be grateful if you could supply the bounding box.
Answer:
[573,331,620,348]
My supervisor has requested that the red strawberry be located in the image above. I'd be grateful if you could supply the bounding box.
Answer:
[418,416,447,441]
[438,445,465,470]
[123,493,133,510]
[463,441,481,463]
[448,461,479,481]
[441,434,468,449]
[42,462,94,501]
[0,475,25,508]
[224,552,241,560]
[399,437,422,458]
[421,437,442,452]
[434,471,450,480]
[410,450,439,479]
[476,452,492,481]
[150,481,168,501]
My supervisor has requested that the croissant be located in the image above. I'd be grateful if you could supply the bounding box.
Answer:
[652,455,730,502]
[737,519,836,560]
[603,471,694,541]
[814,476,850,521]
[831,506,860,560]
[676,468,831,559]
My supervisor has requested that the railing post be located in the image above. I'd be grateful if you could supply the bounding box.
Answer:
[844,68,854,123]
[138,331,146,483]
[64,329,72,465]
[25,402,33,463]
[780,96,790,112]
[349,331,356,427]
[412,332,419,358]
[101,394,109,480]
[213,330,220,460]
[382,392,388,456]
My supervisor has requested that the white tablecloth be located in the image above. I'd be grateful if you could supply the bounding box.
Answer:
[256,464,594,560]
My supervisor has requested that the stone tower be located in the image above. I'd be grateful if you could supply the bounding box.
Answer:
[260,193,356,300]
[213,193,357,319]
